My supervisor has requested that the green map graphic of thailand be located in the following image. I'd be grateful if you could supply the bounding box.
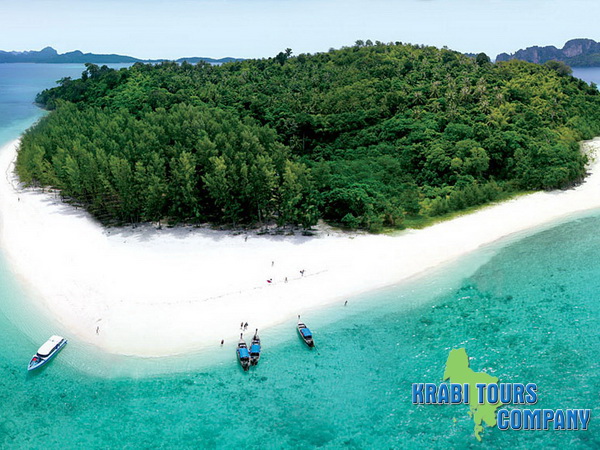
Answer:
[443,348,502,441]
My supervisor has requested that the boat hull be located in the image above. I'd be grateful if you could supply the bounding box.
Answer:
[300,337,315,348]
[250,340,261,366]
[237,351,250,371]
[28,338,67,371]
[237,338,251,371]
[297,324,314,348]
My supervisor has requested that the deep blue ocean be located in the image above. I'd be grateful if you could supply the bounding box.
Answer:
[572,67,600,86]
[0,64,598,449]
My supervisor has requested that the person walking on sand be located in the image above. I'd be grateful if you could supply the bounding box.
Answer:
[240,322,244,330]
[96,326,99,335]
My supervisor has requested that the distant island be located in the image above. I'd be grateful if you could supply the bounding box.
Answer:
[496,38,600,67]
[0,46,241,65]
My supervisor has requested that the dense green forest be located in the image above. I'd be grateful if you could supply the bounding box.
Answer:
[17,41,600,230]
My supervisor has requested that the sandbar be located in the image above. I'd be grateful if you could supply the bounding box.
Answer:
[0,138,598,356]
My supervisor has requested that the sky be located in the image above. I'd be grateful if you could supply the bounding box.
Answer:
[0,0,599,60]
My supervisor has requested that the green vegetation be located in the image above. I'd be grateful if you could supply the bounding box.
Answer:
[18,42,600,230]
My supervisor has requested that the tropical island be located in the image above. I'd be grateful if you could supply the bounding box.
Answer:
[2,41,600,356]
[17,41,600,232]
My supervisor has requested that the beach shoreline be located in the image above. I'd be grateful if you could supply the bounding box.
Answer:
[1,137,599,357]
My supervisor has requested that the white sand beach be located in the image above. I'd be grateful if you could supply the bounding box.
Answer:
[1,138,599,357]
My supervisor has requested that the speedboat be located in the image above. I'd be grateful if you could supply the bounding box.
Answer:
[297,315,314,348]
[250,329,261,366]
[28,335,67,371]
[237,334,250,371]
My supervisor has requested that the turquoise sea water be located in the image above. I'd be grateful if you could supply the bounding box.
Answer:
[0,64,598,449]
